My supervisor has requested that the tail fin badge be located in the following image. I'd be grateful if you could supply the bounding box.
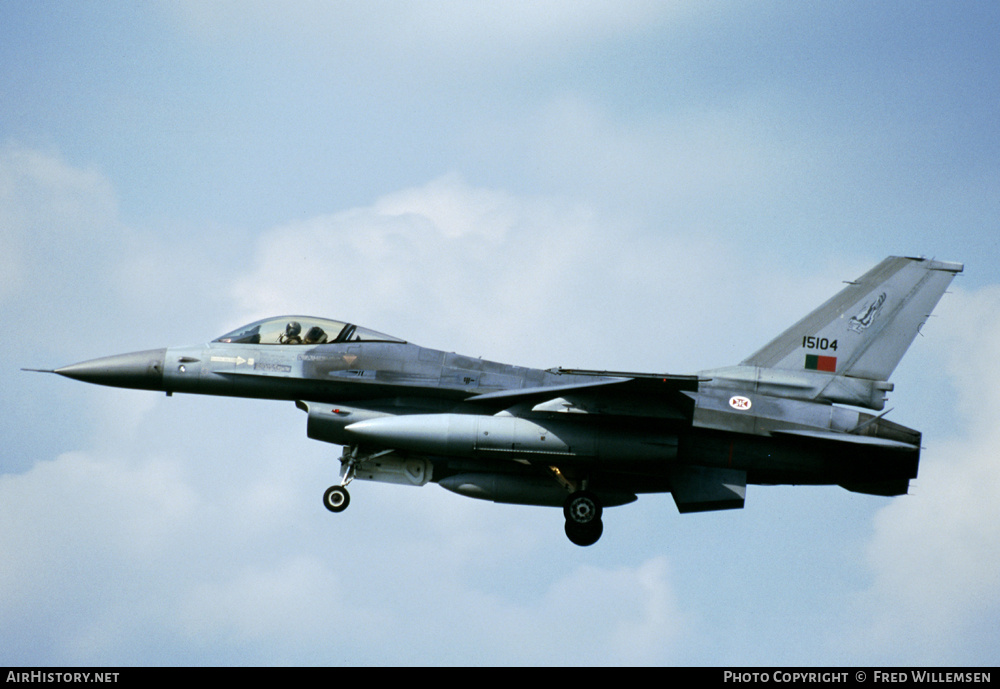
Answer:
[848,292,886,333]
[729,395,752,411]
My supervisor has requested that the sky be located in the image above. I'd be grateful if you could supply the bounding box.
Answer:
[1,0,998,667]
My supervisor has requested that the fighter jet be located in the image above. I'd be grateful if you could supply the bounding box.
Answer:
[40,256,962,545]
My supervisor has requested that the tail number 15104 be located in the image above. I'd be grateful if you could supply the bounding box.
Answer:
[802,336,838,351]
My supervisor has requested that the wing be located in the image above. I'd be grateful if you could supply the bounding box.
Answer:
[468,371,731,512]
[466,371,702,420]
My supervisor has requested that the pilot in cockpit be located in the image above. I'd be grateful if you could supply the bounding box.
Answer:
[303,326,328,344]
[278,321,303,344]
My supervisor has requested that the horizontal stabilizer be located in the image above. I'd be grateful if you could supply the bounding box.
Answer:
[840,480,911,497]
[671,465,746,513]
[770,429,919,451]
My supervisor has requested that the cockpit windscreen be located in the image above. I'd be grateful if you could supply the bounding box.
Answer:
[213,316,404,345]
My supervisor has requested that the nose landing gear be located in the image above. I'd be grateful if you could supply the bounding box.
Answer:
[322,445,360,514]
[323,445,400,514]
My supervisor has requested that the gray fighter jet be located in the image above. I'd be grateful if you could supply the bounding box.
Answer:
[42,256,962,545]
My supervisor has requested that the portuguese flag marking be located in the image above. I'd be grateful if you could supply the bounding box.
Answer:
[805,354,837,372]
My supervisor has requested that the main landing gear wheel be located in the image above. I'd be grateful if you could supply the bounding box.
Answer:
[564,490,602,525]
[565,519,603,547]
[323,485,350,513]
[563,490,604,546]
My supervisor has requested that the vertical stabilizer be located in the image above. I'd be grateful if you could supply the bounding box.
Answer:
[741,256,963,382]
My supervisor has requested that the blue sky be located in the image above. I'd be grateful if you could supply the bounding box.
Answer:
[2,1,998,666]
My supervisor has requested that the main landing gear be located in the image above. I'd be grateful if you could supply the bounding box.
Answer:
[563,490,604,547]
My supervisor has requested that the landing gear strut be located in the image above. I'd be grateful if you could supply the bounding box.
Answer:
[323,445,399,514]
[323,445,359,513]
[563,490,604,546]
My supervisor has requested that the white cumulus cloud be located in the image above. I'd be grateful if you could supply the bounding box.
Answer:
[849,286,1000,664]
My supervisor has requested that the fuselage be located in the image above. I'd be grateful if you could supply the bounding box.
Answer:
[56,334,920,497]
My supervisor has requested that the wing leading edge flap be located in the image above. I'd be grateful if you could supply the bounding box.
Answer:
[670,465,747,513]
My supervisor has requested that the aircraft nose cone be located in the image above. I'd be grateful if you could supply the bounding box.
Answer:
[55,348,167,391]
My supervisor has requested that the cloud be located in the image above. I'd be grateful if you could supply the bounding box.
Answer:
[0,145,121,306]
[0,443,690,664]
[0,146,244,362]
[228,172,811,373]
[849,286,1000,663]
[4,146,992,665]
[406,555,688,666]
[171,1,690,59]
[0,449,197,663]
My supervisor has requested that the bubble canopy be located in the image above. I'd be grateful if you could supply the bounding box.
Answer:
[213,316,405,346]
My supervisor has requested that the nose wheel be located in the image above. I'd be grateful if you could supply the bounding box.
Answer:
[563,490,603,546]
[323,485,350,512]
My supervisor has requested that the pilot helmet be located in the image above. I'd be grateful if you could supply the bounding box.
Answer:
[305,326,327,342]
[286,321,302,337]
